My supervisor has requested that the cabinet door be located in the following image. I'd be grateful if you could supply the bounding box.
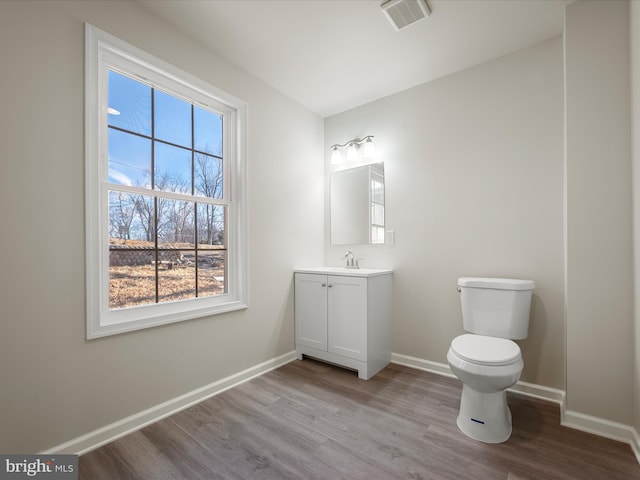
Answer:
[328,275,367,361]
[295,273,328,351]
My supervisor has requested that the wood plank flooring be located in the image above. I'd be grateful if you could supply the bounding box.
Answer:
[79,359,640,479]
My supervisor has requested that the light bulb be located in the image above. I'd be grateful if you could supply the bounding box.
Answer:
[331,147,342,165]
[363,138,376,159]
[347,143,358,162]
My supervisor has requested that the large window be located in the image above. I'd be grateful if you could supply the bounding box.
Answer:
[85,24,247,339]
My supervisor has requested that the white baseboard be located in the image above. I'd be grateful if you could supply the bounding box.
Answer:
[510,379,565,405]
[561,408,639,448]
[392,352,640,465]
[41,351,297,456]
[42,349,639,467]
[391,353,565,404]
[632,428,640,465]
[391,352,456,379]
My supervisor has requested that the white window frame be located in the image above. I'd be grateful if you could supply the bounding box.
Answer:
[85,24,248,339]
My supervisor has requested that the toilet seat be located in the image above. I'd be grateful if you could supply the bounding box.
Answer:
[450,334,521,366]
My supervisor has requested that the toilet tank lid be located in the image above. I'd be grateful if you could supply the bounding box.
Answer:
[458,277,535,290]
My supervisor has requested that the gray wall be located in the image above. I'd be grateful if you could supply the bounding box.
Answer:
[325,38,565,390]
[631,0,640,435]
[325,0,637,430]
[0,1,324,453]
[565,0,634,425]
[1,0,637,456]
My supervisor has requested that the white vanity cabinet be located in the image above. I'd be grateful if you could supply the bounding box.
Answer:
[294,267,392,380]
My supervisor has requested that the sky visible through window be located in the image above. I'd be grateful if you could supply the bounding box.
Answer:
[106,69,227,309]
[107,70,223,191]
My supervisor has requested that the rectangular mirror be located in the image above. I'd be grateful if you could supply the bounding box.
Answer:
[331,162,384,245]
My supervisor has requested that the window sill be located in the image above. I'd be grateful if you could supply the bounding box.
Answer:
[87,299,248,339]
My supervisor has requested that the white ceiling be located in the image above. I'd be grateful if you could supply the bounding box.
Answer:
[139,0,573,118]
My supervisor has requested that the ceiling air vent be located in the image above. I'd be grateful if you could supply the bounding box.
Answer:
[381,0,431,31]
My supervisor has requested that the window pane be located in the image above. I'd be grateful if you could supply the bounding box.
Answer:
[156,199,195,305]
[371,226,385,245]
[196,203,225,297]
[197,204,225,246]
[109,192,155,243]
[158,261,196,303]
[197,250,226,297]
[109,264,157,309]
[372,203,384,225]
[194,106,222,156]
[108,191,137,241]
[372,178,384,204]
[108,70,151,136]
[157,199,195,247]
[108,129,152,188]
[109,191,157,310]
[154,142,192,194]
[154,89,191,147]
[194,153,223,199]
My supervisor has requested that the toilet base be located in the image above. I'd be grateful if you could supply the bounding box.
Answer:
[456,384,512,443]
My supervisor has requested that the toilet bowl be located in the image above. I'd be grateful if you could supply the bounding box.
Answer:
[447,334,523,443]
[448,277,534,443]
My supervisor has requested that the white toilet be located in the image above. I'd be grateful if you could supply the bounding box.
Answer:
[447,277,535,443]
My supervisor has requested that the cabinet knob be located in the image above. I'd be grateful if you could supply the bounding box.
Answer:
[328,284,333,288]
[321,283,327,287]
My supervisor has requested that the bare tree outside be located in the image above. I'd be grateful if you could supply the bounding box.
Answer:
[195,151,223,245]
[107,88,226,309]
[109,191,136,240]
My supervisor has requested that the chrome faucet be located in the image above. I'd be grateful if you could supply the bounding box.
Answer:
[343,251,359,269]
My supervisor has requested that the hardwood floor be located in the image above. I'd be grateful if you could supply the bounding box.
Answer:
[79,359,640,479]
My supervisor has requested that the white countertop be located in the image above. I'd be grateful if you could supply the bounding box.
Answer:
[294,266,393,277]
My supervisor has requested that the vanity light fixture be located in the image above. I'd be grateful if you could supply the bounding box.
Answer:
[330,135,375,165]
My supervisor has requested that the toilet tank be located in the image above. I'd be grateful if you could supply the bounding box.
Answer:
[458,277,535,340]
